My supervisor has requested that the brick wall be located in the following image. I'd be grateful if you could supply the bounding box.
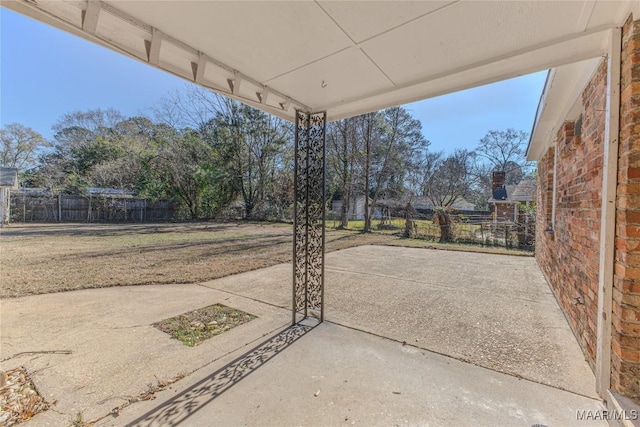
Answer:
[613,15,640,400]
[492,203,515,221]
[536,59,607,370]
[536,14,640,402]
[535,146,554,263]
[539,147,555,230]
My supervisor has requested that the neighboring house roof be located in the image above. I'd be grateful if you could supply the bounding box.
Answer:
[377,196,477,211]
[0,167,18,189]
[87,187,135,197]
[450,198,476,211]
[511,179,537,201]
[13,187,54,196]
[489,179,536,203]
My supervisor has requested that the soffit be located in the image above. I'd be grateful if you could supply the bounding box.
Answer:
[3,0,635,122]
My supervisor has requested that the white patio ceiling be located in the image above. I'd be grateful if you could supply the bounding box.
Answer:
[3,0,636,122]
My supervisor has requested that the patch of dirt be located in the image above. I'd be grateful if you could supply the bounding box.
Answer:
[153,304,256,347]
[0,367,49,426]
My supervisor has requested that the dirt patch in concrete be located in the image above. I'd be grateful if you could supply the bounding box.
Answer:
[154,304,256,347]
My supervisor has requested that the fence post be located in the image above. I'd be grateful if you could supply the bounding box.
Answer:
[505,225,510,248]
[0,189,5,227]
[87,194,92,222]
[492,223,496,246]
[58,193,62,222]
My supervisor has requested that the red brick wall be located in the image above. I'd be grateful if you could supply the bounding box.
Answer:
[539,147,555,230]
[613,16,640,400]
[536,59,607,370]
[492,203,515,221]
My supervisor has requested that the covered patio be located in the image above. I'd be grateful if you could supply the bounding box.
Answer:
[1,247,603,426]
[3,0,640,422]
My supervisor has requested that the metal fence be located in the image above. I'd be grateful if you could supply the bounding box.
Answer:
[9,192,174,223]
[327,211,535,250]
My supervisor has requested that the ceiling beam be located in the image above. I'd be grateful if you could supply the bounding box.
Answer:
[228,73,242,96]
[81,0,101,34]
[147,28,162,66]
[259,87,270,105]
[194,52,206,84]
[576,1,597,32]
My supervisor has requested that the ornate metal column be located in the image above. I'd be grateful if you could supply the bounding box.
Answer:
[293,111,326,324]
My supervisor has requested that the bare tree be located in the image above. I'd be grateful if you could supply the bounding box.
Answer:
[0,123,49,170]
[156,86,291,219]
[476,128,530,184]
[467,160,494,210]
[359,107,428,232]
[52,109,125,152]
[327,117,361,228]
[207,103,290,218]
[423,149,476,242]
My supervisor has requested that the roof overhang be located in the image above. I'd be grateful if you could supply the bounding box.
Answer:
[0,167,19,189]
[527,1,640,161]
[526,57,604,161]
[3,1,637,123]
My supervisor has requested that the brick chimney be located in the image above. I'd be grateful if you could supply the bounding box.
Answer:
[492,171,506,191]
[491,171,507,200]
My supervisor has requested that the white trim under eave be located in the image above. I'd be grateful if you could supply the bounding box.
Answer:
[525,69,553,160]
[596,26,622,400]
[526,57,604,162]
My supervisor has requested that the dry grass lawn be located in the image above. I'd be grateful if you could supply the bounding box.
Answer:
[0,221,531,298]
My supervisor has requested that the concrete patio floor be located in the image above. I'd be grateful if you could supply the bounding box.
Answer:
[207,245,597,397]
[0,245,605,426]
[115,321,605,427]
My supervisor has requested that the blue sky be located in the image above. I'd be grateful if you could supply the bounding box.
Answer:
[1,8,547,154]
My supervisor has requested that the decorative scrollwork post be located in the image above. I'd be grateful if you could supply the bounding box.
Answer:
[293,111,326,324]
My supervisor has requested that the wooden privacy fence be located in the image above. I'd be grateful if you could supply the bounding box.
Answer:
[10,192,174,223]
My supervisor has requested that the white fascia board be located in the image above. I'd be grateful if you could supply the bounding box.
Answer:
[526,57,603,161]
[526,70,553,161]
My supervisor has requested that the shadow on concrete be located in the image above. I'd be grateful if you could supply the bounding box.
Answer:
[124,322,316,427]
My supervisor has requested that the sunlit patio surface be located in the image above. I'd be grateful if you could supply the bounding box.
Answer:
[1,246,605,426]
